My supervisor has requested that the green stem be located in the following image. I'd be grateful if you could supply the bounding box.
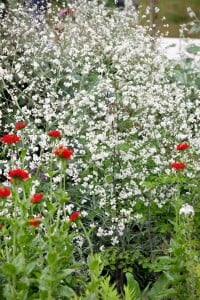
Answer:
[48,288,53,300]
[49,151,54,203]
[11,223,17,299]
[174,174,183,237]
[80,221,93,256]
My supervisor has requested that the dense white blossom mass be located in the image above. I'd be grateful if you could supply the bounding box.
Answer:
[0,1,199,246]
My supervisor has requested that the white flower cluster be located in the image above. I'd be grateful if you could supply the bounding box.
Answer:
[0,1,199,245]
[179,203,195,217]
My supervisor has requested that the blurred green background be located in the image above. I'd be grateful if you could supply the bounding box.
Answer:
[140,0,200,37]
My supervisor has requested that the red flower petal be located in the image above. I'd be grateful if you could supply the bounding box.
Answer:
[69,211,81,222]
[176,142,190,151]
[48,130,62,138]
[0,134,20,144]
[28,215,43,227]
[15,122,27,131]
[30,193,44,203]
[171,162,186,170]
[54,145,73,160]
[8,169,29,181]
[0,186,11,198]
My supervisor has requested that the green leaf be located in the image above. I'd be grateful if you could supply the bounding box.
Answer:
[124,285,136,300]
[148,274,177,300]
[25,261,37,275]
[46,251,58,265]
[87,254,103,275]
[57,285,76,298]
[186,44,200,54]
[2,263,16,276]
[55,188,70,204]
[13,253,26,274]
[19,149,27,161]
[115,143,131,151]
[125,273,141,298]
[105,175,113,183]
[152,256,172,272]
[61,268,75,277]
[100,276,120,300]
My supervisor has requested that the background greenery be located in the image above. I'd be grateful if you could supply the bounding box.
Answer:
[139,0,200,37]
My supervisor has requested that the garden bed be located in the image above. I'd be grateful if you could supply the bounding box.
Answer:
[0,2,200,299]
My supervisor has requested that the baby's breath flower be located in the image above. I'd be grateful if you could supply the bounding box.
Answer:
[179,204,195,217]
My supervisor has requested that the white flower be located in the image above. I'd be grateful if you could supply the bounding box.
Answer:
[179,204,195,217]
[111,236,119,246]
[100,245,105,251]
[97,227,104,237]
[187,7,196,18]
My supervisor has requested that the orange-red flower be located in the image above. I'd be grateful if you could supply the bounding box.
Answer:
[0,224,4,229]
[8,169,29,181]
[30,193,44,203]
[0,134,20,144]
[176,142,190,151]
[171,162,186,170]
[0,186,11,198]
[69,211,81,222]
[28,216,43,227]
[54,145,73,160]
[48,130,62,138]
[15,122,27,131]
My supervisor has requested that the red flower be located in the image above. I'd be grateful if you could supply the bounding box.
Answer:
[30,193,44,203]
[0,224,4,229]
[54,145,73,160]
[69,211,81,222]
[176,142,190,151]
[15,122,27,131]
[0,186,11,198]
[8,169,29,181]
[0,134,20,145]
[48,130,62,138]
[28,216,43,227]
[171,162,186,170]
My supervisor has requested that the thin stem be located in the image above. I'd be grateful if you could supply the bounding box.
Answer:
[80,221,93,256]
[148,197,153,261]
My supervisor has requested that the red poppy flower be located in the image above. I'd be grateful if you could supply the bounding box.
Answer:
[8,169,29,181]
[0,134,20,144]
[48,130,62,138]
[69,211,81,222]
[0,186,11,198]
[28,215,43,227]
[171,162,186,170]
[15,122,27,131]
[176,142,190,151]
[30,193,44,203]
[54,145,73,160]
